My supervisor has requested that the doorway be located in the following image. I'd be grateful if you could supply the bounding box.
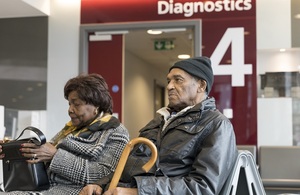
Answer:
[79,20,201,138]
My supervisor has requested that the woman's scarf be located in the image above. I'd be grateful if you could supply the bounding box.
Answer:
[50,114,116,146]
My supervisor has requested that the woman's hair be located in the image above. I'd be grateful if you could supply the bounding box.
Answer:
[64,73,113,114]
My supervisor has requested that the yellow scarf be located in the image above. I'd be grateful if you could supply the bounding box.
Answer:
[51,115,112,146]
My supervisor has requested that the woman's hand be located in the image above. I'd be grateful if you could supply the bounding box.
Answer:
[79,184,102,195]
[21,142,57,163]
[103,187,138,195]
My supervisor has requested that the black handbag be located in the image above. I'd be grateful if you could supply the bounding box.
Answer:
[1,126,50,192]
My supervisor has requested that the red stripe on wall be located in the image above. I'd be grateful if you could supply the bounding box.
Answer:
[88,35,123,121]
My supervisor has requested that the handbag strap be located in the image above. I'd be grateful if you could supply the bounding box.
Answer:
[14,126,46,146]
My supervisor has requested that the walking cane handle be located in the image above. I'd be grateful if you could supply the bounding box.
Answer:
[108,137,158,190]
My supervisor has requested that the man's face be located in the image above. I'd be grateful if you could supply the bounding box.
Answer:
[166,68,202,111]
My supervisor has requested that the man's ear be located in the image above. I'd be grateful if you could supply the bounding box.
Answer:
[197,79,207,93]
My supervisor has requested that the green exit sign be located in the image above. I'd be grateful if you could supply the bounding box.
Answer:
[154,40,174,50]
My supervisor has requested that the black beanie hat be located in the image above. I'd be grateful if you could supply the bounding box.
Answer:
[169,56,214,94]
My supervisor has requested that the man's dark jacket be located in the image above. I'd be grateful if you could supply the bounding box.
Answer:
[99,97,238,195]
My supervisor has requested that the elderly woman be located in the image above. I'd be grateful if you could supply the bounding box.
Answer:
[0,73,129,194]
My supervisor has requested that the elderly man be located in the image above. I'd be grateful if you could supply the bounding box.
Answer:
[80,56,238,195]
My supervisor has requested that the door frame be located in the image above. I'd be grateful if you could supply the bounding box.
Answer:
[79,19,202,73]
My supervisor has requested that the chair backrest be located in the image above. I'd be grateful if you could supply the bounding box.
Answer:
[259,146,300,180]
[237,145,257,163]
[259,146,300,193]
[220,150,266,195]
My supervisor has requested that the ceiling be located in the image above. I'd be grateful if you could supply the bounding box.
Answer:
[0,0,46,19]
[125,28,194,73]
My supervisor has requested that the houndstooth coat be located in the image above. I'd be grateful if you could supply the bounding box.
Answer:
[0,115,129,195]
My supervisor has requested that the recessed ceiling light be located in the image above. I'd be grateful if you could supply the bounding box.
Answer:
[147,30,162,35]
[178,54,190,59]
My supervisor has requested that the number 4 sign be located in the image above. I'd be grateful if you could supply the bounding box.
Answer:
[210,27,252,87]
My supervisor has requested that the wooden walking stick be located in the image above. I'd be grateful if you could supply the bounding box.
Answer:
[108,137,158,190]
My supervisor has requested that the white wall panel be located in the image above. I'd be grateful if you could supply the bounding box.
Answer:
[47,0,80,139]
[258,98,293,147]
[257,0,291,49]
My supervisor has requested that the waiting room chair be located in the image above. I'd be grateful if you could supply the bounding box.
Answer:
[259,146,300,195]
[220,150,266,195]
[237,145,257,163]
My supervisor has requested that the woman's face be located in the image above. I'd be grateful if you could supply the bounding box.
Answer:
[67,91,97,128]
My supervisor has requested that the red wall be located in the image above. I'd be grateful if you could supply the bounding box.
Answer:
[81,0,257,145]
[88,35,123,121]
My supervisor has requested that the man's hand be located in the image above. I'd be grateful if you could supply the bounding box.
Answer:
[79,184,102,195]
